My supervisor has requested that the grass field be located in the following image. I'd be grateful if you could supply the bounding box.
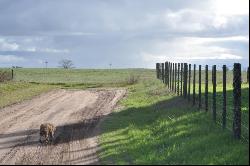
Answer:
[0,68,155,108]
[11,68,155,85]
[0,68,156,108]
[98,79,249,165]
[0,68,249,164]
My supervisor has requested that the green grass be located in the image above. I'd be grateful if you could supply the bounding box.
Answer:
[187,82,249,141]
[98,79,249,165]
[0,69,12,82]
[0,81,57,108]
[0,68,155,108]
[168,69,249,140]
[11,68,155,85]
[0,68,249,164]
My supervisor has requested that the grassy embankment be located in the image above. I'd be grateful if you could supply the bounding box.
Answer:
[99,78,249,165]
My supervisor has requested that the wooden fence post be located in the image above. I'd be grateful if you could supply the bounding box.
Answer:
[172,63,175,91]
[156,63,160,79]
[247,67,249,83]
[170,63,172,90]
[222,65,227,129]
[181,63,183,96]
[161,63,165,83]
[168,62,170,87]
[177,63,180,95]
[175,63,177,93]
[183,63,188,98]
[158,63,161,79]
[159,63,162,80]
[193,64,196,105]
[199,65,201,109]
[168,62,171,88]
[165,62,168,85]
[212,65,217,122]
[188,64,191,101]
[233,63,241,139]
[11,69,14,80]
[205,65,208,112]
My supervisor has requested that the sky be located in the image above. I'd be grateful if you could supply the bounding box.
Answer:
[0,0,249,69]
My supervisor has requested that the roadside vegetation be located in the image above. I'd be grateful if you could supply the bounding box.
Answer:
[98,78,249,165]
[0,69,12,82]
[0,81,56,108]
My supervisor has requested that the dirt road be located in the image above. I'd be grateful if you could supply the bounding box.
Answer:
[0,88,126,165]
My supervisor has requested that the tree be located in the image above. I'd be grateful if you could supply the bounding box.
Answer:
[58,59,74,69]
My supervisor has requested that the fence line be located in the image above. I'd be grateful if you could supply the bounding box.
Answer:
[156,61,249,141]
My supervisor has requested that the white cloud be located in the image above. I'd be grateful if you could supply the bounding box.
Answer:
[212,15,228,28]
[212,0,249,16]
[163,9,207,32]
[0,37,70,53]
[23,37,44,43]
[41,48,69,53]
[173,53,242,60]
[37,59,45,64]
[178,36,249,45]
[210,0,249,29]
[0,55,25,63]
[0,38,19,51]
[142,8,247,34]
[62,32,96,36]
[26,47,37,52]
[140,36,245,64]
[141,52,243,65]
[24,47,70,53]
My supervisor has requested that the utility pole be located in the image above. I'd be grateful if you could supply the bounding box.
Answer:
[109,63,112,70]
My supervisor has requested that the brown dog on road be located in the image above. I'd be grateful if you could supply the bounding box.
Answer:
[39,123,56,144]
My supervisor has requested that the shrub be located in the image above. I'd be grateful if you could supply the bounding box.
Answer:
[0,70,12,82]
[126,73,140,85]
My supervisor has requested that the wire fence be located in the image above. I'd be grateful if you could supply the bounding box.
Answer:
[156,62,249,142]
